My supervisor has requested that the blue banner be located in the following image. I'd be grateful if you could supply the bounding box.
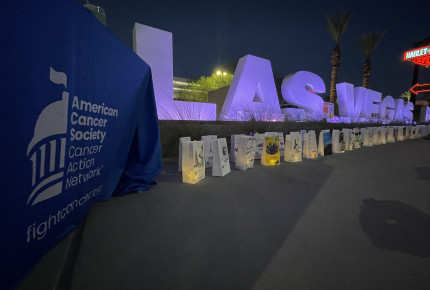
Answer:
[0,1,162,288]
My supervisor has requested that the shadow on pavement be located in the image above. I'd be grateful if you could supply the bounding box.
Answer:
[359,199,430,257]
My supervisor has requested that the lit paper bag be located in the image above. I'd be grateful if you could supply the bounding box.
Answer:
[303,131,318,159]
[418,125,425,137]
[348,129,356,150]
[387,127,395,143]
[407,126,413,139]
[412,126,419,139]
[342,129,352,150]
[212,138,231,177]
[353,128,361,148]
[178,136,191,172]
[277,132,285,157]
[284,133,302,162]
[230,134,245,163]
[254,133,266,159]
[201,135,217,168]
[318,130,332,156]
[332,130,345,153]
[300,130,307,151]
[397,126,405,141]
[379,128,387,144]
[362,128,372,146]
[182,140,205,184]
[371,127,380,145]
[261,135,280,166]
[236,136,256,171]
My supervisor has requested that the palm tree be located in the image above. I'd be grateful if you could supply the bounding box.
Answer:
[358,32,384,88]
[327,10,352,104]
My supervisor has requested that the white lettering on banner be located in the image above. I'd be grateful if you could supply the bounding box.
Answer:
[70,127,106,143]
[26,67,121,245]
[68,145,103,158]
[26,185,103,243]
[71,96,118,117]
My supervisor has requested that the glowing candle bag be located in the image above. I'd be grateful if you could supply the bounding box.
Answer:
[261,135,280,166]
[182,140,205,184]
[178,136,191,172]
[235,136,256,171]
[303,131,318,159]
[201,135,217,168]
[284,133,302,162]
[211,138,231,177]
[332,130,345,153]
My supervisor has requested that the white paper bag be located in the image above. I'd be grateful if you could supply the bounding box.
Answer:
[386,127,394,143]
[212,138,231,177]
[277,132,285,157]
[418,125,426,137]
[412,126,419,139]
[371,127,380,145]
[201,135,217,168]
[235,136,256,171]
[362,128,372,146]
[407,126,413,139]
[332,130,345,153]
[182,140,205,184]
[254,134,266,159]
[352,128,361,148]
[284,133,302,162]
[229,134,245,163]
[300,130,307,152]
[379,128,387,144]
[342,128,352,150]
[397,126,405,141]
[178,136,191,172]
[303,131,318,159]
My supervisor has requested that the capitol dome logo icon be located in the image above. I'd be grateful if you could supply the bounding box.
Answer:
[27,67,69,206]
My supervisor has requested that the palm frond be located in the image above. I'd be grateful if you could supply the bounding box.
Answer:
[358,31,385,57]
[327,10,352,43]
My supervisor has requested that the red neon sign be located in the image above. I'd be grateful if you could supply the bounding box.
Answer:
[410,83,430,94]
[412,55,430,66]
[403,45,430,62]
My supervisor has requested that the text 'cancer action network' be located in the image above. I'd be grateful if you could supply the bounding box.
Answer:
[66,96,119,190]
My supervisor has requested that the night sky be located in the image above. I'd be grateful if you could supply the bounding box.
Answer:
[79,0,430,99]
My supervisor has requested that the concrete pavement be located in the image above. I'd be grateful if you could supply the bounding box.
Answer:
[18,138,430,290]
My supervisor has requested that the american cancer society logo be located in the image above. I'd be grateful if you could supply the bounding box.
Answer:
[27,67,119,206]
[27,67,68,206]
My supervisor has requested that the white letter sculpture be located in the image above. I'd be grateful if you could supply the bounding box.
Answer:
[219,55,281,121]
[281,71,326,120]
[379,95,395,121]
[336,83,368,120]
[133,23,216,120]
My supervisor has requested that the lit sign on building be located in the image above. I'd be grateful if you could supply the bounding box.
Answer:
[403,45,430,65]
[410,83,430,94]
